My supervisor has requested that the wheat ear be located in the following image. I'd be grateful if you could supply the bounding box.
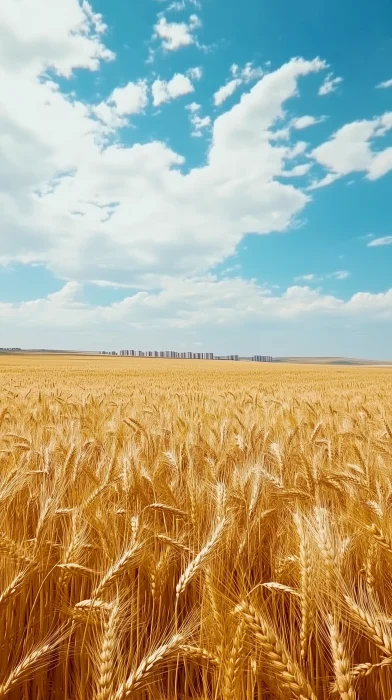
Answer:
[367,523,392,556]
[92,542,142,598]
[328,616,356,700]
[73,599,113,624]
[146,503,189,519]
[0,570,29,610]
[344,595,392,656]
[294,513,313,662]
[225,619,246,700]
[0,643,56,698]
[114,634,183,700]
[176,519,225,597]
[179,645,220,665]
[0,532,32,566]
[352,657,392,678]
[235,600,317,700]
[94,601,119,700]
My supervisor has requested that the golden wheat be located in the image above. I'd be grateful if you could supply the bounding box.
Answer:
[0,354,391,698]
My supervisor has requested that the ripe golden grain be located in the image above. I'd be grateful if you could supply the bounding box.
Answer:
[0,354,392,698]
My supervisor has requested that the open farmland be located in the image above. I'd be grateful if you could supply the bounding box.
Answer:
[1,355,392,699]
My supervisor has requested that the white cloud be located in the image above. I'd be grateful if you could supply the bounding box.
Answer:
[292,115,323,129]
[280,164,312,177]
[367,147,392,181]
[186,101,201,113]
[2,279,392,340]
[310,115,392,187]
[327,270,350,280]
[241,63,264,82]
[213,62,264,106]
[0,0,115,78]
[153,14,201,51]
[376,78,392,89]
[184,101,211,135]
[213,79,242,106]
[187,66,203,80]
[92,80,149,127]
[367,236,392,247]
[318,73,343,96]
[166,0,202,10]
[2,3,392,354]
[90,280,138,289]
[189,14,201,28]
[190,113,211,137]
[152,73,194,106]
[108,81,148,115]
[374,112,392,136]
[0,49,328,282]
[295,274,316,282]
[294,270,350,283]
[307,173,340,190]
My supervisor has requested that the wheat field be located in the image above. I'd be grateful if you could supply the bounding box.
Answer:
[1,354,392,699]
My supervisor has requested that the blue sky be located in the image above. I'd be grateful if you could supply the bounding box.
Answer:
[0,0,391,357]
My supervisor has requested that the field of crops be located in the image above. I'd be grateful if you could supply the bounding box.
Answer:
[1,354,392,699]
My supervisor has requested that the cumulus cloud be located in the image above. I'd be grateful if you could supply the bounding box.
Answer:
[2,0,391,339]
[92,80,149,128]
[0,0,115,78]
[213,62,264,106]
[310,115,392,187]
[367,147,392,180]
[153,14,201,51]
[318,73,343,95]
[292,115,324,129]
[2,279,392,340]
[187,66,202,80]
[152,73,194,105]
[108,81,149,115]
[213,79,242,106]
[166,0,202,10]
[367,236,392,247]
[90,280,138,289]
[186,101,201,113]
[376,78,392,89]
[185,102,211,136]
[0,46,328,282]
[190,113,211,137]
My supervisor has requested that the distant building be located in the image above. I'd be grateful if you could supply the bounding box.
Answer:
[98,348,261,361]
